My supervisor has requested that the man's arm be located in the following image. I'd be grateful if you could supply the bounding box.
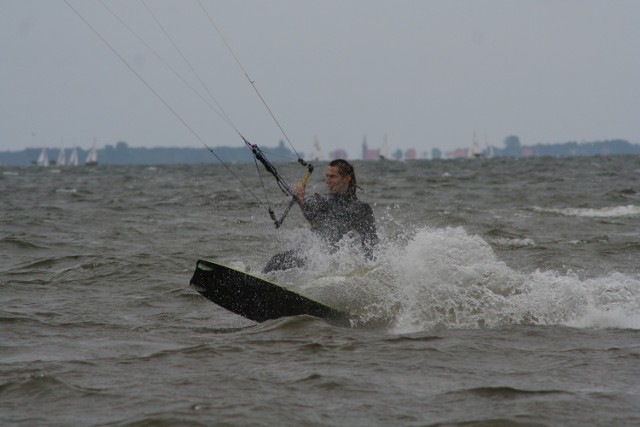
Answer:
[358,204,378,259]
[296,189,322,229]
[293,184,306,204]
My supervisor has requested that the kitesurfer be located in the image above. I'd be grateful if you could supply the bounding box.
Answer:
[263,159,378,273]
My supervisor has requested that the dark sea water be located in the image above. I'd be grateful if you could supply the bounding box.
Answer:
[2,156,640,426]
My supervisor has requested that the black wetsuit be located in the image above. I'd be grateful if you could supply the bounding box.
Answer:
[263,192,378,273]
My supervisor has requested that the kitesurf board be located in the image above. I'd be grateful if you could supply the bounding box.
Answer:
[190,259,351,326]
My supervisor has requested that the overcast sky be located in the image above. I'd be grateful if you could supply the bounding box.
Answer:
[2,0,639,158]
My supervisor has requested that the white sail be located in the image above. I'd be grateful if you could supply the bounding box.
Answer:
[85,139,98,166]
[57,147,66,166]
[312,137,322,161]
[485,134,494,159]
[469,131,483,158]
[69,147,79,166]
[380,133,390,160]
[37,148,49,167]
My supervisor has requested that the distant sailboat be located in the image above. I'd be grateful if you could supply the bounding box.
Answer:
[69,147,79,166]
[57,146,67,167]
[36,148,50,167]
[85,139,98,166]
[469,131,483,158]
[311,137,322,161]
[379,133,390,160]
[484,134,494,159]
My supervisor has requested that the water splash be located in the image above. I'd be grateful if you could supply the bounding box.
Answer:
[390,228,640,332]
[274,226,640,332]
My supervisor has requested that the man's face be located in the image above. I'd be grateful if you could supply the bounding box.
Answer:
[325,166,351,194]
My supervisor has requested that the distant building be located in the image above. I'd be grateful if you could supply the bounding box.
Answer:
[364,148,379,160]
[405,148,417,160]
[362,138,379,160]
[446,148,468,159]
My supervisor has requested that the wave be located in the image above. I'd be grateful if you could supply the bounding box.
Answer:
[0,373,105,401]
[446,386,570,399]
[0,236,49,251]
[534,204,640,218]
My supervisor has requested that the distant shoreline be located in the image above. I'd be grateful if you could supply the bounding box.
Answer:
[1,138,639,166]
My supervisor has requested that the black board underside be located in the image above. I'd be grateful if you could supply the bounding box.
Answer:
[190,259,350,326]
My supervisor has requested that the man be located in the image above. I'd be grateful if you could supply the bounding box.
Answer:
[263,159,378,273]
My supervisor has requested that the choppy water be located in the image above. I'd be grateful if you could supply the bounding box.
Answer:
[2,156,640,426]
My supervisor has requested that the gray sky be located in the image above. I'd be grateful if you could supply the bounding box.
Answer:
[2,0,639,158]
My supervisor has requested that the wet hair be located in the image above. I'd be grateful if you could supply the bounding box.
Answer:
[328,159,357,196]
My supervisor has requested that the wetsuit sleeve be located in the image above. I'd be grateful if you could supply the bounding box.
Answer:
[356,203,378,259]
[299,193,323,226]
